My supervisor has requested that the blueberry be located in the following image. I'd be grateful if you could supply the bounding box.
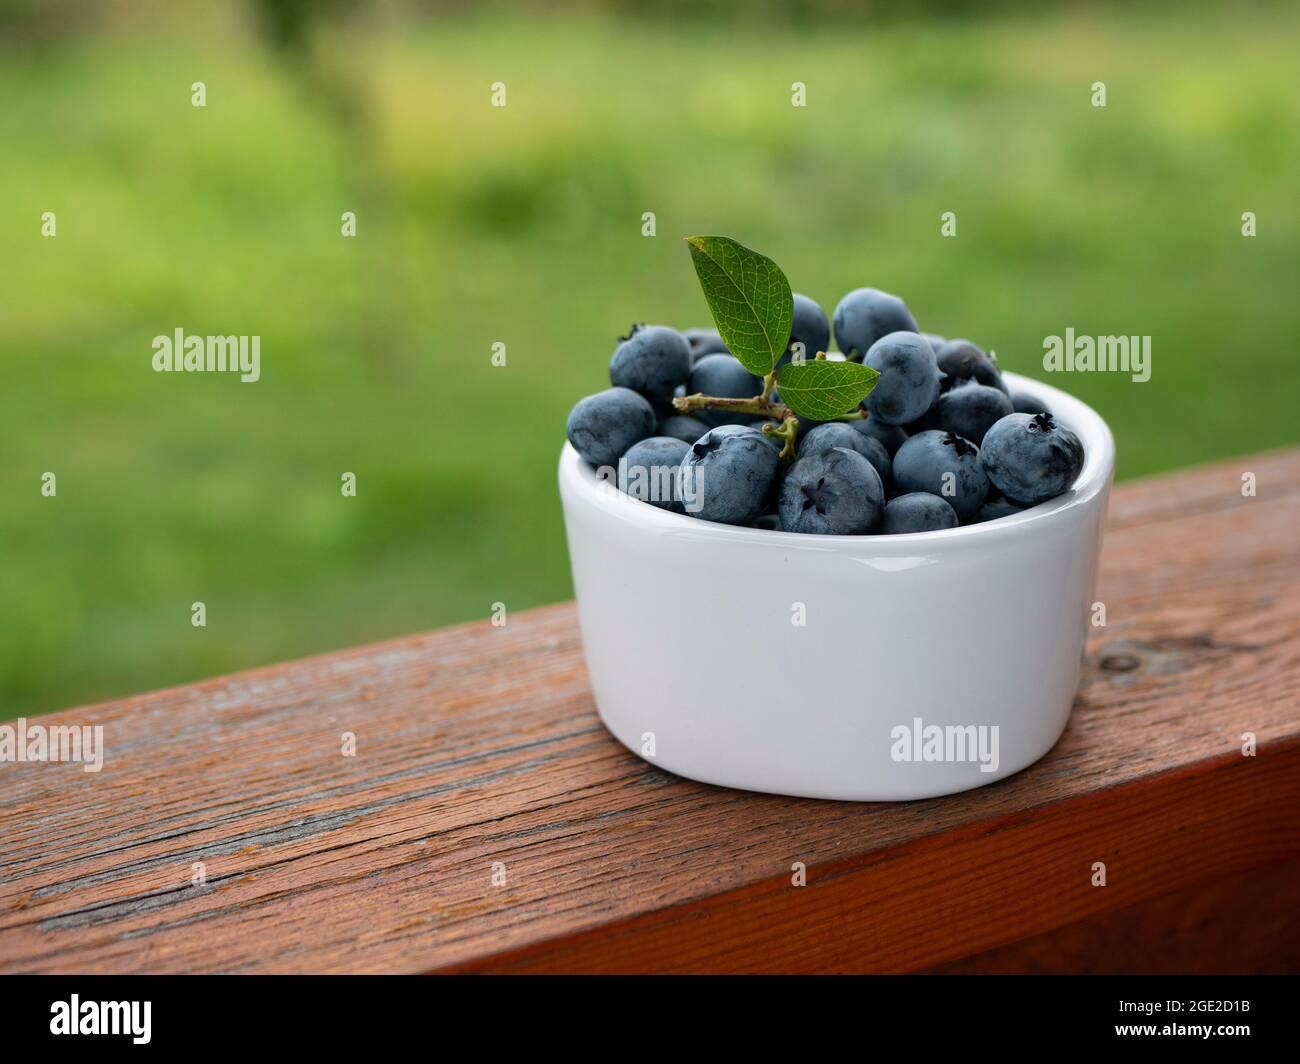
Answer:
[854,437,892,490]
[688,353,764,427]
[680,425,780,526]
[619,436,690,511]
[892,429,989,521]
[797,421,872,460]
[980,412,1084,505]
[778,293,831,368]
[778,447,885,535]
[609,324,692,404]
[863,331,941,426]
[976,496,1027,522]
[797,422,891,488]
[921,332,947,353]
[927,380,1014,445]
[850,415,908,456]
[880,492,958,534]
[1010,391,1051,417]
[935,339,1007,395]
[656,414,711,445]
[832,288,920,360]
[566,387,657,468]
[898,409,932,436]
[684,327,730,361]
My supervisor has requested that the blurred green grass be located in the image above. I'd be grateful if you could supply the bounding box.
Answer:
[2,3,1298,715]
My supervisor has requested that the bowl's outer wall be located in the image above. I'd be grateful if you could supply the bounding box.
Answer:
[559,372,1115,801]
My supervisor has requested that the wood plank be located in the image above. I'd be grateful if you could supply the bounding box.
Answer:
[925,855,1300,974]
[1,448,1298,973]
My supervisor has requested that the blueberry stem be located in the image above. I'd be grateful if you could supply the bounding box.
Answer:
[671,391,793,422]
[762,416,800,460]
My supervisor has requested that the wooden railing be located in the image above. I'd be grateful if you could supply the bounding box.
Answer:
[2,449,1298,973]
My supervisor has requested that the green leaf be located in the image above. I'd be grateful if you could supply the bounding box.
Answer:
[776,360,880,422]
[686,236,792,377]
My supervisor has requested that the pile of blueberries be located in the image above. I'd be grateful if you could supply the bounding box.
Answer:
[565,287,1085,535]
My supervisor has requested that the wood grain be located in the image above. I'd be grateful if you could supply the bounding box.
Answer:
[926,855,1300,974]
[1,447,1298,974]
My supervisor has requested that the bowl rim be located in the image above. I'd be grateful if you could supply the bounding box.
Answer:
[559,370,1115,547]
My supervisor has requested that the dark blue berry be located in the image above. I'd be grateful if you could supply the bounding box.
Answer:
[679,425,780,526]
[798,422,892,490]
[683,328,730,362]
[892,429,989,521]
[609,324,692,404]
[778,447,885,535]
[880,492,958,534]
[936,339,1007,394]
[688,353,764,427]
[777,293,831,368]
[832,288,919,360]
[850,416,908,456]
[979,412,1084,505]
[656,414,711,445]
[976,496,1027,522]
[927,380,1014,445]
[620,436,690,511]
[567,387,656,468]
[1010,391,1051,417]
[863,331,941,426]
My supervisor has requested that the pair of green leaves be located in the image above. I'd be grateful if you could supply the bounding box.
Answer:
[685,236,879,422]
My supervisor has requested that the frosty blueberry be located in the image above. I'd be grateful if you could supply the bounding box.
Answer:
[683,327,730,361]
[656,414,711,445]
[850,416,908,457]
[976,496,1027,522]
[798,422,891,488]
[680,425,780,526]
[832,288,920,360]
[935,338,1005,394]
[778,447,885,535]
[928,380,1014,445]
[620,436,691,511]
[862,331,941,426]
[777,293,831,367]
[980,412,1084,505]
[892,429,989,521]
[609,324,692,404]
[566,387,656,468]
[688,353,764,427]
[1010,391,1051,417]
[880,492,959,534]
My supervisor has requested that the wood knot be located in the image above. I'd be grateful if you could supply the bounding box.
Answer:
[1099,653,1141,672]
[1083,633,1237,686]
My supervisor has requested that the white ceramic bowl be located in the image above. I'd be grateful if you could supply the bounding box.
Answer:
[558,371,1114,801]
